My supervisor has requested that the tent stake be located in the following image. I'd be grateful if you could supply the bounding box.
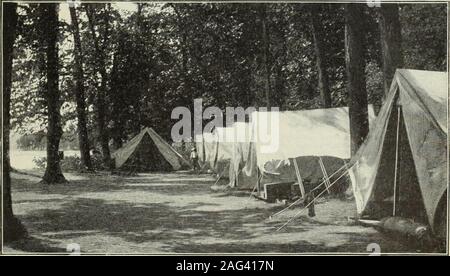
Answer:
[393,106,401,217]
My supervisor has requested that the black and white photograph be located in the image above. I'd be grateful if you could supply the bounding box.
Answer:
[1,0,448,256]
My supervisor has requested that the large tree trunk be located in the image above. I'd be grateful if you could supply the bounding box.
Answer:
[259,5,271,108]
[379,4,403,96]
[41,4,66,184]
[134,4,145,134]
[3,2,27,243]
[344,4,370,155]
[171,4,193,143]
[86,5,112,169]
[69,6,93,172]
[178,14,190,102]
[310,6,332,108]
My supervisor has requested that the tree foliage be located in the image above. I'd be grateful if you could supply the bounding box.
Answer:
[9,3,447,154]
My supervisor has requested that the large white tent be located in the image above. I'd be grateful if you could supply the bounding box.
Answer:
[236,105,376,193]
[349,69,447,238]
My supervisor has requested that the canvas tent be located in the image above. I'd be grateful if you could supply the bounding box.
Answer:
[112,127,191,172]
[235,106,376,192]
[349,69,447,238]
[213,127,234,176]
[228,122,254,189]
[194,133,206,167]
[194,127,234,176]
[195,132,216,171]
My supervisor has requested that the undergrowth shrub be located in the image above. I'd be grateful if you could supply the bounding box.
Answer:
[33,154,105,172]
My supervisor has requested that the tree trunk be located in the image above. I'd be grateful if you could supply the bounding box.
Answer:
[135,4,145,133]
[41,4,67,184]
[3,2,27,243]
[274,63,284,108]
[69,6,93,172]
[379,4,403,96]
[260,5,271,108]
[344,4,370,155]
[96,71,112,169]
[310,6,332,108]
[171,4,193,140]
[86,6,112,169]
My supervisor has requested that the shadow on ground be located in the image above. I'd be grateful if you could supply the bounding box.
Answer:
[6,236,67,253]
[6,172,434,254]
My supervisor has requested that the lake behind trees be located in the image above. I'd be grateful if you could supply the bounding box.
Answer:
[10,150,80,171]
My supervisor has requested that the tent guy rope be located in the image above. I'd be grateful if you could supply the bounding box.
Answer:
[275,169,350,232]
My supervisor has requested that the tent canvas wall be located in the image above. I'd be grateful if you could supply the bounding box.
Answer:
[228,122,255,189]
[194,132,215,170]
[112,127,191,172]
[194,128,234,176]
[213,127,234,176]
[194,134,204,163]
[349,69,447,238]
[236,105,376,192]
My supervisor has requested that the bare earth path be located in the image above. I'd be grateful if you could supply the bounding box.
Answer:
[4,172,414,254]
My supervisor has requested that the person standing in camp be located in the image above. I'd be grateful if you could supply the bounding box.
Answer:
[190,147,200,172]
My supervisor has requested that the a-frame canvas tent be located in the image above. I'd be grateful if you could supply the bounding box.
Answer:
[236,105,376,192]
[112,127,191,172]
[349,69,447,238]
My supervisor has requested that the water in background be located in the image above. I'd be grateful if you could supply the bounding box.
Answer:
[10,150,80,171]
[9,132,80,170]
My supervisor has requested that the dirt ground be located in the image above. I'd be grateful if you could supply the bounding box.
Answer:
[3,171,424,254]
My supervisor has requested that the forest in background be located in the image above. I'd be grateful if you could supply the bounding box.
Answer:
[2,1,448,244]
[10,3,446,150]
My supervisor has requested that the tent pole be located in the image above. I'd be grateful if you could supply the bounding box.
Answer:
[393,105,401,217]
[293,158,306,199]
